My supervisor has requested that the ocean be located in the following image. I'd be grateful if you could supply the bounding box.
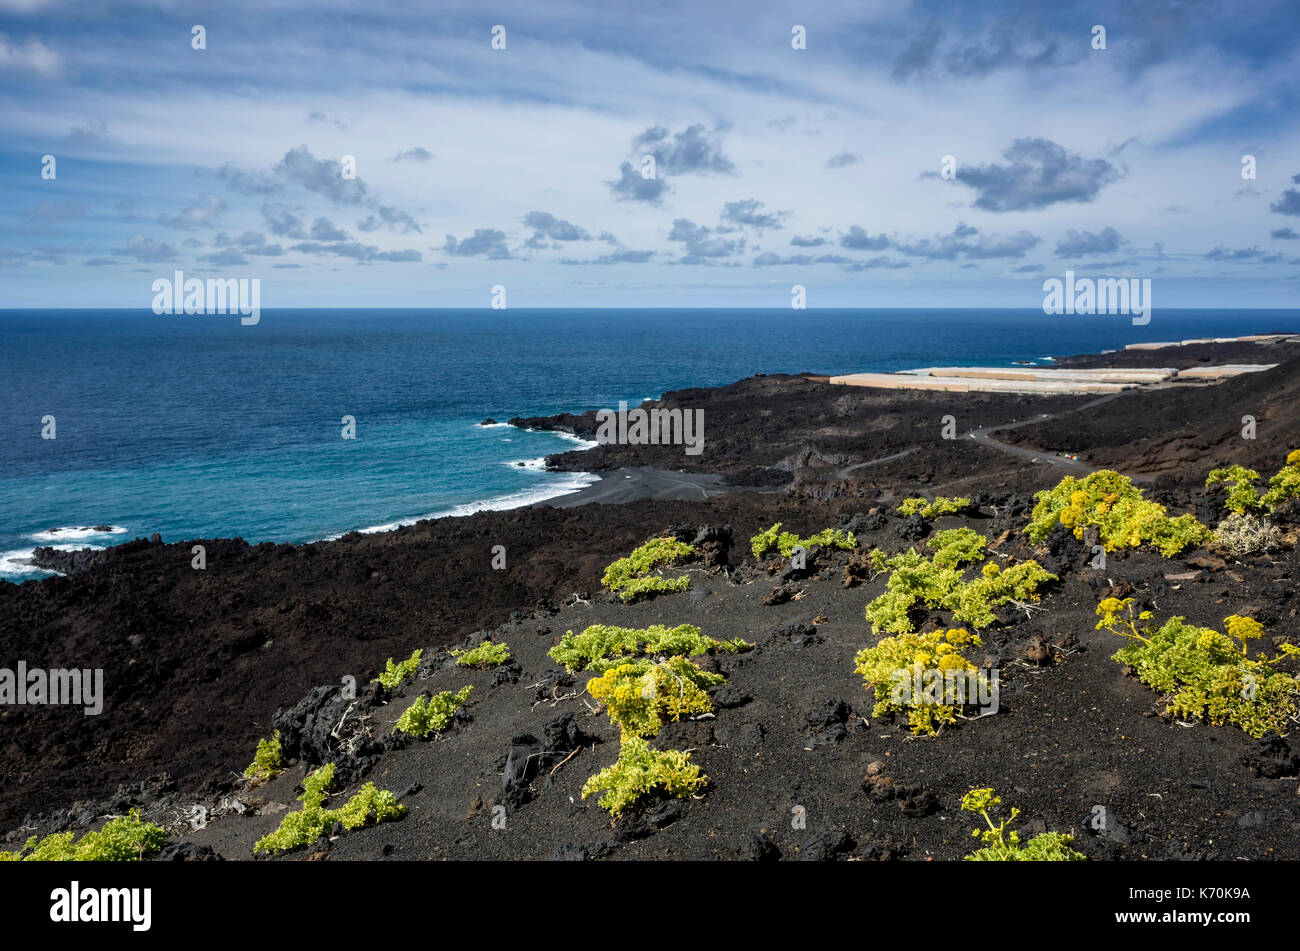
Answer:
[2,307,1298,580]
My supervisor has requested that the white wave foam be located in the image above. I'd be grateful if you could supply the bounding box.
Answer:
[26,525,127,543]
[322,471,600,540]
[550,431,598,450]
[507,456,548,471]
[0,543,107,579]
[0,549,49,577]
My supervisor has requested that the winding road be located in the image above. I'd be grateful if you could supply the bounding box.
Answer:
[966,391,1153,483]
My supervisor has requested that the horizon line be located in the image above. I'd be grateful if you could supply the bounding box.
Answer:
[3,306,1299,313]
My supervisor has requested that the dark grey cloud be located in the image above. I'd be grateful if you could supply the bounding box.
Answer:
[1204,246,1282,262]
[893,223,1039,260]
[262,203,307,238]
[826,152,859,168]
[111,234,179,262]
[892,21,943,81]
[840,225,890,251]
[720,199,786,231]
[310,217,349,241]
[753,252,849,267]
[216,163,281,195]
[947,31,1058,78]
[1272,227,1298,239]
[391,147,433,163]
[216,231,285,257]
[1054,226,1124,257]
[634,124,735,175]
[200,248,248,266]
[607,162,670,204]
[790,235,828,247]
[523,211,590,248]
[668,218,746,262]
[1012,263,1044,273]
[276,145,369,205]
[608,124,736,203]
[442,228,512,259]
[157,194,226,230]
[245,234,284,257]
[891,15,1061,82]
[358,206,422,234]
[291,240,421,262]
[951,139,1120,212]
[842,256,909,271]
[307,111,349,131]
[559,249,654,265]
[371,248,422,262]
[1271,174,1300,216]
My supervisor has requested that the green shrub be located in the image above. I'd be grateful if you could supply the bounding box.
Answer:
[372,648,423,689]
[393,686,473,738]
[243,730,284,782]
[581,735,706,818]
[253,763,405,854]
[586,656,725,737]
[949,561,1057,629]
[1025,470,1209,557]
[750,523,782,558]
[548,623,750,673]
[1262,450,1300,509]
[750,523,856,559]
[601,537,694,601]
[854,627,986,735]
[929,527,988,569]
[897,496,971,519]
[864,548,1054,635]
[1,809,166,862]
[1207,451,1300,515]
[1205,464,1265,515]
[1097,598,1300,738]
[962,788,1085,861]
[452,640,511,668]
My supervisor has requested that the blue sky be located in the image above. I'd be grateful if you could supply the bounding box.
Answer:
[2,0,1299,308]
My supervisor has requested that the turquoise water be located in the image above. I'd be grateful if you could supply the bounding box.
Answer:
[2,307,1297,579]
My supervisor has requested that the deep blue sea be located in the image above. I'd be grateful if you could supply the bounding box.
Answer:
[3,308,1298,580]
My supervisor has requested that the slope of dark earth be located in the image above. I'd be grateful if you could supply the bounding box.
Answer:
[16,504,1299,862]
[998,354,1300,485]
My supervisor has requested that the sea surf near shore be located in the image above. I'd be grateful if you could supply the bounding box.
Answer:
[4,309,1298,580]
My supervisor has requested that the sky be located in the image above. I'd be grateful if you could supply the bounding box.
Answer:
[2,0,1299,308]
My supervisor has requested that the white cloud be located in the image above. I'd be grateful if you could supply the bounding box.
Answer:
[0,33,61,77]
